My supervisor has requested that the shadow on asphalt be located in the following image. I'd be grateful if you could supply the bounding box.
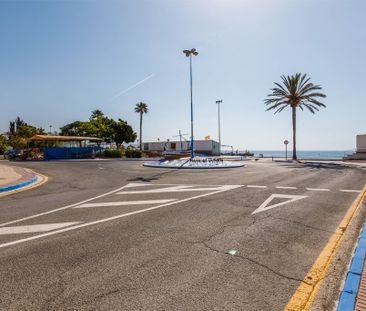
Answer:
[128,168,181,182]
[281,162,351,170]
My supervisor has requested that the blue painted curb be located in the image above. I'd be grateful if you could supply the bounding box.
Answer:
[337,291,356,311]
[337,221,366,311]
[0,176,39,193]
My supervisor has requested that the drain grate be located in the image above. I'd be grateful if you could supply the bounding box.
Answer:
[355,261,366,310]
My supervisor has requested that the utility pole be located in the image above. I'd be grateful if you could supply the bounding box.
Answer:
[216,100,222,155]
[183,48,198,159]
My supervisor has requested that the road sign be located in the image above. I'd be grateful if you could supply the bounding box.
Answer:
[284,140,289,159]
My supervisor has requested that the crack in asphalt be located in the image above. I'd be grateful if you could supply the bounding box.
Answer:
[93,287,139,301]
[177,214,308,285]
[200,240,308,284]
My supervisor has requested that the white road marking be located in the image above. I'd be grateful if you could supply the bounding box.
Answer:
[0,184,133,228]
[247,185,267,189]
[339,189,362,193]
[252,194,308,214]
[275,186,297,190]
[123,183,155,188]
[0,222,81,235]
[306,188,330,192]
[74,199,176,209]
[116,185,234,194]
[0,185,243,249]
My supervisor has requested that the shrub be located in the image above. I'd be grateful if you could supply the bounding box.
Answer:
[125,149,142,158]
[104,149,122,158]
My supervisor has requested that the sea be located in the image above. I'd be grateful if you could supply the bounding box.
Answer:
[248,150,354,160]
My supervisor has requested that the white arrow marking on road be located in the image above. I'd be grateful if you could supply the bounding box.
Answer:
[252,194,308,214]
[74,199,176,208]
[0,222,81,235]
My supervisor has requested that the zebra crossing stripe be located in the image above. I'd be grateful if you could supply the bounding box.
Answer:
[0,222,81,235]
[116,185,231,195]
[74,199,177,208]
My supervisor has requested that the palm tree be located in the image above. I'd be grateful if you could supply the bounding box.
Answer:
[134,102,149,150]
[265,73,326,160]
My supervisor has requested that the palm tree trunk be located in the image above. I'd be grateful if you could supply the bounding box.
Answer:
[292,106,297,160]
[139,113,143,150]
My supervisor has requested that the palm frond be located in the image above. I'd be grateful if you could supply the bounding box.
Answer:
[266,102,288,111]
[274,105,288,114]
[264,73,326,114]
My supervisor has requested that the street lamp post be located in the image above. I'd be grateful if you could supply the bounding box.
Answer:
[183,48,198,159]
[216,100,222,155]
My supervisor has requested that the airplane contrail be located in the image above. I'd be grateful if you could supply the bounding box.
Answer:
[113,74,155,99]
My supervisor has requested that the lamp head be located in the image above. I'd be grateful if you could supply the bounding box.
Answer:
[183,48,198,57]
[183,50,191,57]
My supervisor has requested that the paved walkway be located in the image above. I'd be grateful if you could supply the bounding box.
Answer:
[0,164,40,194]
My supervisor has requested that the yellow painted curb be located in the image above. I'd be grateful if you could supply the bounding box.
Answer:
[284,184,366,311]
[0,169,48,198]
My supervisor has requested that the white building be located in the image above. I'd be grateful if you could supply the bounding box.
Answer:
[143,139,220,156]
[344,134,366,160]
[357,134,366,153]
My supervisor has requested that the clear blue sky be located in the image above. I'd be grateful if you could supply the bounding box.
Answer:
[1,0,365,151]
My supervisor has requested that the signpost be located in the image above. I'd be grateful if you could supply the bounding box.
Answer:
[284,140,289,160]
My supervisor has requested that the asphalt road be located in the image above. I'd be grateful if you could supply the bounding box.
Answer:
[0,159,365,311]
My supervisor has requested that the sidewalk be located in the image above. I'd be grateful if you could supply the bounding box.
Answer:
[0,164,46,195]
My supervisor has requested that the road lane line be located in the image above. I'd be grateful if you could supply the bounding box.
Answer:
[339,189,362,193]
[0,222,81,235]
[275,186,297,190]
[0,185,243,249]
[116,185,226,194]
[74,199,176,208]
[0,184,133,228]
[306,188,330,192]
[247,185,267,189]
[284,184,366,311]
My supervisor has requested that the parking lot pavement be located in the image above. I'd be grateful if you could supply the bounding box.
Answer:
[0,160,365,310]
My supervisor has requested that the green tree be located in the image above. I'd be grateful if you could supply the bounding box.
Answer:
[60,110,137,147]
[7,117,45,150]
[134,102,149,150]
[59,121,90,136]
[0,134,8,154]
[111,119,137,149]
[90,109,105,120]
[264,73,326,160]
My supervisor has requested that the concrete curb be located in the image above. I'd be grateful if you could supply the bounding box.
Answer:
[0,176,38,193]
[0,170,47,197]
[284,185,366,311]
[337,222,366,310]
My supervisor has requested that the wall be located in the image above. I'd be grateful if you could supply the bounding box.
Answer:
[357,135,366,152]
[144,140,219,155]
